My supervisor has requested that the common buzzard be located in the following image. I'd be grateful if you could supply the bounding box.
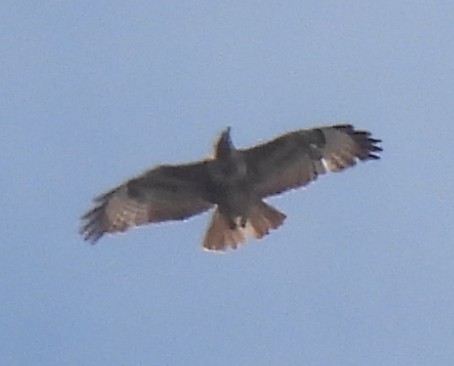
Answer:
[80,125,382,251]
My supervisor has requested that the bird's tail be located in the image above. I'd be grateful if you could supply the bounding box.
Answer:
[202,201,286,252]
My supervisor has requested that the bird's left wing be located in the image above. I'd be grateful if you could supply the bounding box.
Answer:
[80,161,214,243]
[242,124,382,198]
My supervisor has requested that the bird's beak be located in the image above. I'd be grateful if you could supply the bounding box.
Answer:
[222,126,232,143]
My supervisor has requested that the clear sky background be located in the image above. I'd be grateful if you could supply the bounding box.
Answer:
[2,2,453,365]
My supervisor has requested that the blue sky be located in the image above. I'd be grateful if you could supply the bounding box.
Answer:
[2,1,454,365]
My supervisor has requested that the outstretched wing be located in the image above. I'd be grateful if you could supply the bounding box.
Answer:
[80,161,214,243]
[242,124,382,198]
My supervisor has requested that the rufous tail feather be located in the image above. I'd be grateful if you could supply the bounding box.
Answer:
[203,201,286,252]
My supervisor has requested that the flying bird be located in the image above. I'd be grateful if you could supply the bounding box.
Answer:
[80,124,382,251]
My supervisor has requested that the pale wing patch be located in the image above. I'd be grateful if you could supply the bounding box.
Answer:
[320,126,379,172]
[105,191,149,232]
[321,158,330,171]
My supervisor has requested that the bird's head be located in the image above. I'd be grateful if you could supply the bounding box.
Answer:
[214,127,234,159]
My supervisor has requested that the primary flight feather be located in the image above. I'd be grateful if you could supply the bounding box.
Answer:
[80,124,382,251]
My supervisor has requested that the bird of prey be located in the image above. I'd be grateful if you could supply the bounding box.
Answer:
[80,124,382,251]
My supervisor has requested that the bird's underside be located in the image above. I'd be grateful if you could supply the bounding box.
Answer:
[80,124,382,252]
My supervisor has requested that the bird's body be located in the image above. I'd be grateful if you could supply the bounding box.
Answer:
[208,129,253,229]
[80,124,382,251]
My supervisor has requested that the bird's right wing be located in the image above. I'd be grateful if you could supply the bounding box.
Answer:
[242,124,382,198]
[80,161,214,243]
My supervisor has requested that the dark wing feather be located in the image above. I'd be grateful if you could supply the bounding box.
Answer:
[80,161,214,243]
[242,124,382,198]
